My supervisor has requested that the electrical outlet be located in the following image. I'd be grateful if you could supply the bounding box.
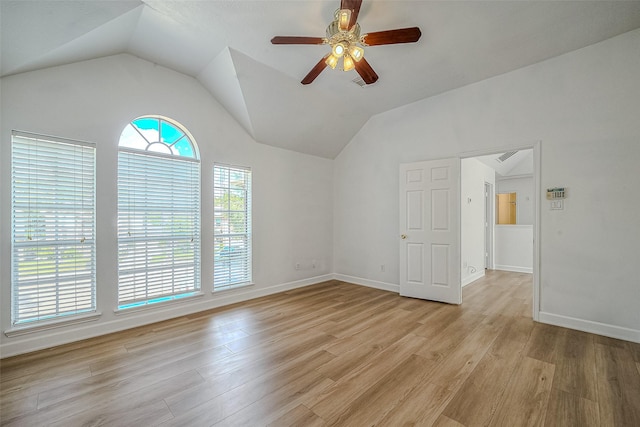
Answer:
[295,263,300,270]
[381,264,385,272]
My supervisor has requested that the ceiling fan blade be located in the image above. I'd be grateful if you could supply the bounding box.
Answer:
[354,57,378,85]
[301,56,329,85]
[271,36,326,45]
[341,0,362,30]
[362,27,422,46]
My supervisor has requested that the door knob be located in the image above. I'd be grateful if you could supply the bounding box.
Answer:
[401,234,407,240]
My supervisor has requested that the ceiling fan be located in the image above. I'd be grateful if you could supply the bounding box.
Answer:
[271,0,421,85]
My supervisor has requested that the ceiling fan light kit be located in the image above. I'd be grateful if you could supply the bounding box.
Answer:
[271,0,421,85]
[325,9,363,72]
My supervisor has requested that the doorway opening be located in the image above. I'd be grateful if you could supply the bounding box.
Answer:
[398,143,540,320]
[460,144,539,320]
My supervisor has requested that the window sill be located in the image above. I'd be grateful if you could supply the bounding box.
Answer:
[4,312,102,338]
[114,292,205,315]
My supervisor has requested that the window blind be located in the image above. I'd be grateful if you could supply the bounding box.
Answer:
[11,132,96,325]
[117,149,201,308]
[213,165,252,290]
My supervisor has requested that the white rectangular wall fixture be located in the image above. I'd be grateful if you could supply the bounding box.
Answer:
[547,187,566,210]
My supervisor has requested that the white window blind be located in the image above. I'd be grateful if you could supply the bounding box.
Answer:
[117,150,201,308]
[214,165,252,290]
[11,132,96,325]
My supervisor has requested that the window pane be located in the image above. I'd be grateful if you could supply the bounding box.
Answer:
[132,117,159,133]
[118,124,148,150]
[172,138,194,157]
[160,120,184,144]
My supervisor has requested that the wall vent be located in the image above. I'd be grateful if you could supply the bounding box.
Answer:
[497,151,518,162]
[352,77,367,87]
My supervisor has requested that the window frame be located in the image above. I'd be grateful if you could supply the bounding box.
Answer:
[116,116,201,310]
[213,163,252,291]
[10,131,97,326]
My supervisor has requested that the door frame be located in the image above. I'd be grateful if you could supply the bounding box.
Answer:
[484,181,494,270]
[459,142,541,320]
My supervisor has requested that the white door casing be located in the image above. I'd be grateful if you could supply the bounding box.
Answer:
[399,158,461,304]
[484,181,493,269]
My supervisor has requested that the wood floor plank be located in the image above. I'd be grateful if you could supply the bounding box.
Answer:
[88,328,241,377]
[595,334,628,349]
[316,339,385,382]
[265,404,325,427]
[427,318,502,392]
[195,329,335,384]
[411,305,466,340]
[323,304,425,358]
[3,369,205,426]
[123,320,250,355]
[543,388,600,427]
[524,322,562,364]
[0,365,92,405]
[321,354,437,426]
[414,311,486,362]
[164,350,335,425]
[488,356,555,426]
[440,316,534,426]
[166,337,336,417]
[376,381,454,426]
[595,342,640,426]
[50,399,174,427]
[35,341,232,410]
[433,414,467,427]
[222,304,339,354]
[308,333,431,422]
[212,375,333,426]
[0,343,127,385]
[628,340,640,363]
[0,393,38,423]
[553,328,598,401]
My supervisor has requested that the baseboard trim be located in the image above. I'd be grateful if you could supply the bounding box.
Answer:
[538,311,640,344]
[0,274,333,358]
[333,274,399,293]
[462,270,485,287]
[494,264,533,274]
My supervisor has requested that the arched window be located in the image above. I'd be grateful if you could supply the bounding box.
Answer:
[117,116,200,309]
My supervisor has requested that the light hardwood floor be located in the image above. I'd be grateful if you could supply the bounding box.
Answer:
[1,270,639,426]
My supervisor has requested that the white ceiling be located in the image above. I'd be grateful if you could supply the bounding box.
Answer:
[3,1,640,158]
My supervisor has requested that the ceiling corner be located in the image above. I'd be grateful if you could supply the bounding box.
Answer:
[197,47,256,139]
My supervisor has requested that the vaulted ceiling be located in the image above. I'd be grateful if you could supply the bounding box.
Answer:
[2,1,640,158]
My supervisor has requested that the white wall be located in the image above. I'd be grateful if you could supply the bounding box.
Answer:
[461,158,495,285]
[334,29,640,342]
[0,54,334,357]
[497,176,534,225]
[495,225,533,273]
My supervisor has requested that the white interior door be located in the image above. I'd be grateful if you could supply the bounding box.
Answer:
[399,158,461,304]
